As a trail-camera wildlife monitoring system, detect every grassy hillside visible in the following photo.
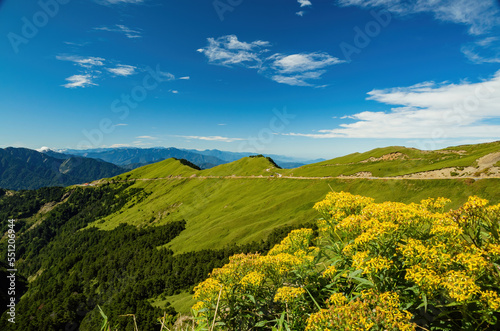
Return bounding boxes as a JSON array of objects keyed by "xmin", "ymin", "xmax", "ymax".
[
  {"xmin": 90, "ymin": 175, "xmax": 500, "ymax": 253},
  {"xmin": 284, "ymin": 141, "xmax": 500, "ymax": 177},
  {"xmin": 198, "ymin": 155, "xmax": 280, "ymax": 176},
  {"xmin": 2, "ymin": 142, "xmax": 500, "ymax": 329}
]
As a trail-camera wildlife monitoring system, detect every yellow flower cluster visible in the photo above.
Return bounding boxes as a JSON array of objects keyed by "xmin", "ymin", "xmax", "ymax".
[
  {"xmin": 327, "ymin": 292, "xmax": 347, "ymax": 306},
  {"xmin": 239, "ymin": 271, "xmax": 265, "ymax": 288},
  {"xmin": 315, "ymin": 192, "xmax": 500, "ymax": 310},
  {"xmin": 273, "ymin": 286, "xmax": 306, "ymax": 304},
  {"xmin": 314, "ymin": 191, "xmax": 374, "ymax": 223},
  {"xmin": 405, "ymin": 265, "xmax": 442, "ymax": 293},
  {"xmin": 192, "ymin": 192, "xmax": 500, "ymax": 329},
  {"xmin": 443, "ymin": 270, "xmax": 480, "ymax": 302},
  {"xmin": 192, "ymin": 228, "xmax": 318, "ymax": 315},
  {"xmin": 420, "ymin": 197, "xmax": 451, "ymax": 212},
  {"xmin": 481, "ymin": 290, "xmax": 500, "ymax": 310},
  {"xmin": 305, "ymin": 290, "xmax": 415, "ymax": 331},
  {"xmin": 352, "ymin": 251, "xmax": 396, "ymax": 275},
  {"xmin": 322, "ymin": 265, "xmax": 337, "ymax": 279}
]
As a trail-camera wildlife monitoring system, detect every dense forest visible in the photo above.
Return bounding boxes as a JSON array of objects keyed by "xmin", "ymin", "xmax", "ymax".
[{"xmin": 0, "ymin": 183, "xmax": 313, "ymax": 330}]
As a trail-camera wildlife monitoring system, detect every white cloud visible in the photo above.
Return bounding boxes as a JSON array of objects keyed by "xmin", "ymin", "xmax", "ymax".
[
  {"xmin": 268, "ymin": 53, "xmax": 344, "ymax": 86},
  {"xmin": 62, "ymin": 74, "xmax": 97, "ymax": 88},
  {"xmin": 136, "ymin": 136, "xmax": 157, "ymax": 140},
  {"xmin": 197, "ymin": 35, "xmax": 271, "ymax": 68},
  {"xmin": 108, "ymin": 143, "xmax": 135, "ymax": 148},
  {"xmin": 56, "ymin": 55, "xmax": 105, "ymax": 68},
  {"xmin": 269, "ymin": 53, "xmax": 344, "ymax": 73},
  {"xmin": 170, "ymin": 90, "xmax": 179, "ymax": 94},
  {"xmin": 285, "ymin": 70, "xmax": 500, "ymax": 139},
  {"xmin": 298, "ymin": 0, "xmax": 311, "ymax": 7},
  {"xmin": 114, "ymin": 123, "xmax": 128, "ymax": 127},
  {"xmin": 94, "ymin": 24, "xmax": 142, "ymax": 39},
  {"xmin": 296, "ymin": 11, "xmax": 305, "ymax": 17},
  {"xmin": 198, "ymin": 35, "xmax": 344, "ymax": 86},
  {"xmin": 271, "ymin": 71, "xmax": 325, "ymax": 87},
  {"xmin": 176, "ymin": 135, "xmax": 245, "ymax": 143},
  {"xmin": 337, "ymin": 0, "xmax": 500, "ymax": 35},
  {"xmin": 107, "ymin": 64, "xmax": 137, "ymax": 76},
  {"xmin": 179, "ymin": 76, "xmax": 190, "ymax": 80},
  {"xmin": 461, "ymin": 36, "xmax": 500, "ymax": 64}
]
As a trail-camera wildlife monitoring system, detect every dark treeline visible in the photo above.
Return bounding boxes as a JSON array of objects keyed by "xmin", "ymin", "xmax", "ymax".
[{"xmin": 0, "ymin": 184, "xmax": 314, "ymax": 330}]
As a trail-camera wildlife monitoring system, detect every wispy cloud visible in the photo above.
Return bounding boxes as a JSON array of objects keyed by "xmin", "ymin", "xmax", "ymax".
[
  {"xmin": 57, "ymin": 54, "xmax": 141, "ymax": 87},
  {"xmin": 285, "ymin": 70, "xmax": 500, "ymax": 139},
  {"xmin": 179, "ymin": 76, "xmax": 190, "ymax": 80},
  {"xmin": 176, "ymin": 135, "xmax": 245, "ymax": 143},
  {"xmin": 56, "ymin": 55, "xmax": 105, "ymax": 68},
  {"xmin": 197, "ymin": 35, "xmax": 271, "ymax": 68},
  {"xmin": 337, "ymin": 0, "xmax": 500, "ymax": 36},
  {"xmin": 62, "ymin": 74, "xmax": 97, "ymax": 88},
  {"xmin": 136, "ymin": 135, "xmax": 157, "ymax": 140},
  {"xmin": 114, "ymin": 123, "xmax": 128, "ymax": 127},
  {"xmin": 94, "ymin": 24, "xmax": 142, "ymax": 39},
  {"xmin": 298, "ymin": 0, "xmax": 311, "ymax": 7},
  {"xmin": 268, "ymin": 53, "xmax": 344, "ymax": 86},
  {"xmin": 107, "ymin": 64, "xmax": 137, "ymax": 76},
  {"xmin": 461, "ymin": 36, "xmax": 500, "ymax": 64},
  {"xmin": 198, "ymin": 35, "xmax": 344, "ymax": 86},
  {"xmin": 296, "ymin": 11, "xmax": 305, "ymax": 17}
]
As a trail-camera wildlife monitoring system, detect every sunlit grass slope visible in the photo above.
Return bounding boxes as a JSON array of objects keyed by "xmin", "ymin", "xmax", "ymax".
[
  {"xmin": 199, "ymin": 156, "xmax": 280, "ymax": 176},
  {"xmin": 284, "ymin": 141, "xmax": 500, "ymax": 177},
  {"xmin": 91, "ymin": 177, "xmax": 500, "ymax": 254}
]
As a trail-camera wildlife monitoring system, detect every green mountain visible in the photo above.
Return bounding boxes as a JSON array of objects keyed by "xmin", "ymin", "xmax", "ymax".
[
  {"xmin": 0, "ymin": 148, "xmax": 127, "ymax": 190},
  {"xmin": 0, "ymin": 142, "xmax": 499, "ymax": 330},
  {"xmin": 284, "ymin": 141, "xmax": 500, "ymax": 177}
]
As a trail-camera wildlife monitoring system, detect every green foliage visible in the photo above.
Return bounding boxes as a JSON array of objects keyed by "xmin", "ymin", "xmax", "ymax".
[
  {"xmin": 0, "ymin": 180, "xmax": 313, "ymax": 330},
  {"xmin": 0, "ymin": 186, "xmax": 65, "ymax": 233},
  {"xmin": 193, "ymin": 192, "xmax": 500, "ymax": 330}
]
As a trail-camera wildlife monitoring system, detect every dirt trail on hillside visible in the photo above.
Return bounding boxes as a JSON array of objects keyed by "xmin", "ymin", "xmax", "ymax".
[
  {"xmin": 396, "ymin": 152, "xmax": 500, "ymax": 179},
  {"xmin": 83, "ymin": 152, "xmax": 500, "ymax": 186}
]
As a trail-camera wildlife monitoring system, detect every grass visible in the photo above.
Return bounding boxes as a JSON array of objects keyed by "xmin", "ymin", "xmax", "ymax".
[
  {"xmin": 86, "ymin": 141, "xmax": 500, "ymax": 253},
  {"xmin": 283, "ymin": 141, "xmax": 500, "ymax": 177},
  {"xmin": 88, "ymin": 175, "xmax": 500, "ymax": 253},
  {"xmin": 151, "ymin": 292, "xmax": 196, "ymax": 315}
]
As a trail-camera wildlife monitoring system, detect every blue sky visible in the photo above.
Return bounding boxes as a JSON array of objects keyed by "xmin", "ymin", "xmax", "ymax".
[{"xmin": 1, "ymin": 0, "xmax": 500, "ymax": 159}]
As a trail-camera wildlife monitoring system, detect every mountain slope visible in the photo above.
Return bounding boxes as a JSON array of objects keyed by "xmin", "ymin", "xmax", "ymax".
[
  {"xmin": 284, "ymin": 141, "xmax": 500, "ymax": 177},
  {"xmin": 2, "ymin": 142, "xmax": 500, "ymax": 330},
  {"xmin": 62, "ymin": 147, "xmax": 226, "ymax": 169},
  {"xmin": 0, "ymin": 147, "xmax": 126, "ymax": 190}
]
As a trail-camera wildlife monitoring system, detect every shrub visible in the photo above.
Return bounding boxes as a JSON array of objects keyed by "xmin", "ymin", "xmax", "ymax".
[{"xmin": 191, "ymin": 192, "xmax": 500, "ymax": 330}]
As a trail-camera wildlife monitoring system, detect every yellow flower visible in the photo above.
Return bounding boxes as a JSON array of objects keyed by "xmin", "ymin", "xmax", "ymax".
[
  {"xmin": 481, "ymin": 290, "xmax": 500, "ymax": 310},
  {"xmin": 273, "ymin": 286, "xmax": 305, "ymax": 304},
  {"xmin": 239, "ymin": 271, "xmax": 264, "ymax": 288},
  {"xmin": 327, "ymin": 292, "xmax": 346, "ymax": 307},
  {"xmin": 443, "ymin": 270, "xmax": 480, "ymax": 302},
  {"xmin": 323, "ymin": 265, "xmax": 337, "ymax": 279}
]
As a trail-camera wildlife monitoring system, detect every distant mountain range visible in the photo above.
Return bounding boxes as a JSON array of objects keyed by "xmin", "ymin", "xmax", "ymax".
[
  {"xmin": 0, "ymin": 146, "xmax": 324, "ymax": 190},
  {"xmin": 0, "ymin": 148, "xmax": 126, "ymax": 190},
  {"xmin": 57, "ymin": 147, "xmax": 324, "ymax": 169}
]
